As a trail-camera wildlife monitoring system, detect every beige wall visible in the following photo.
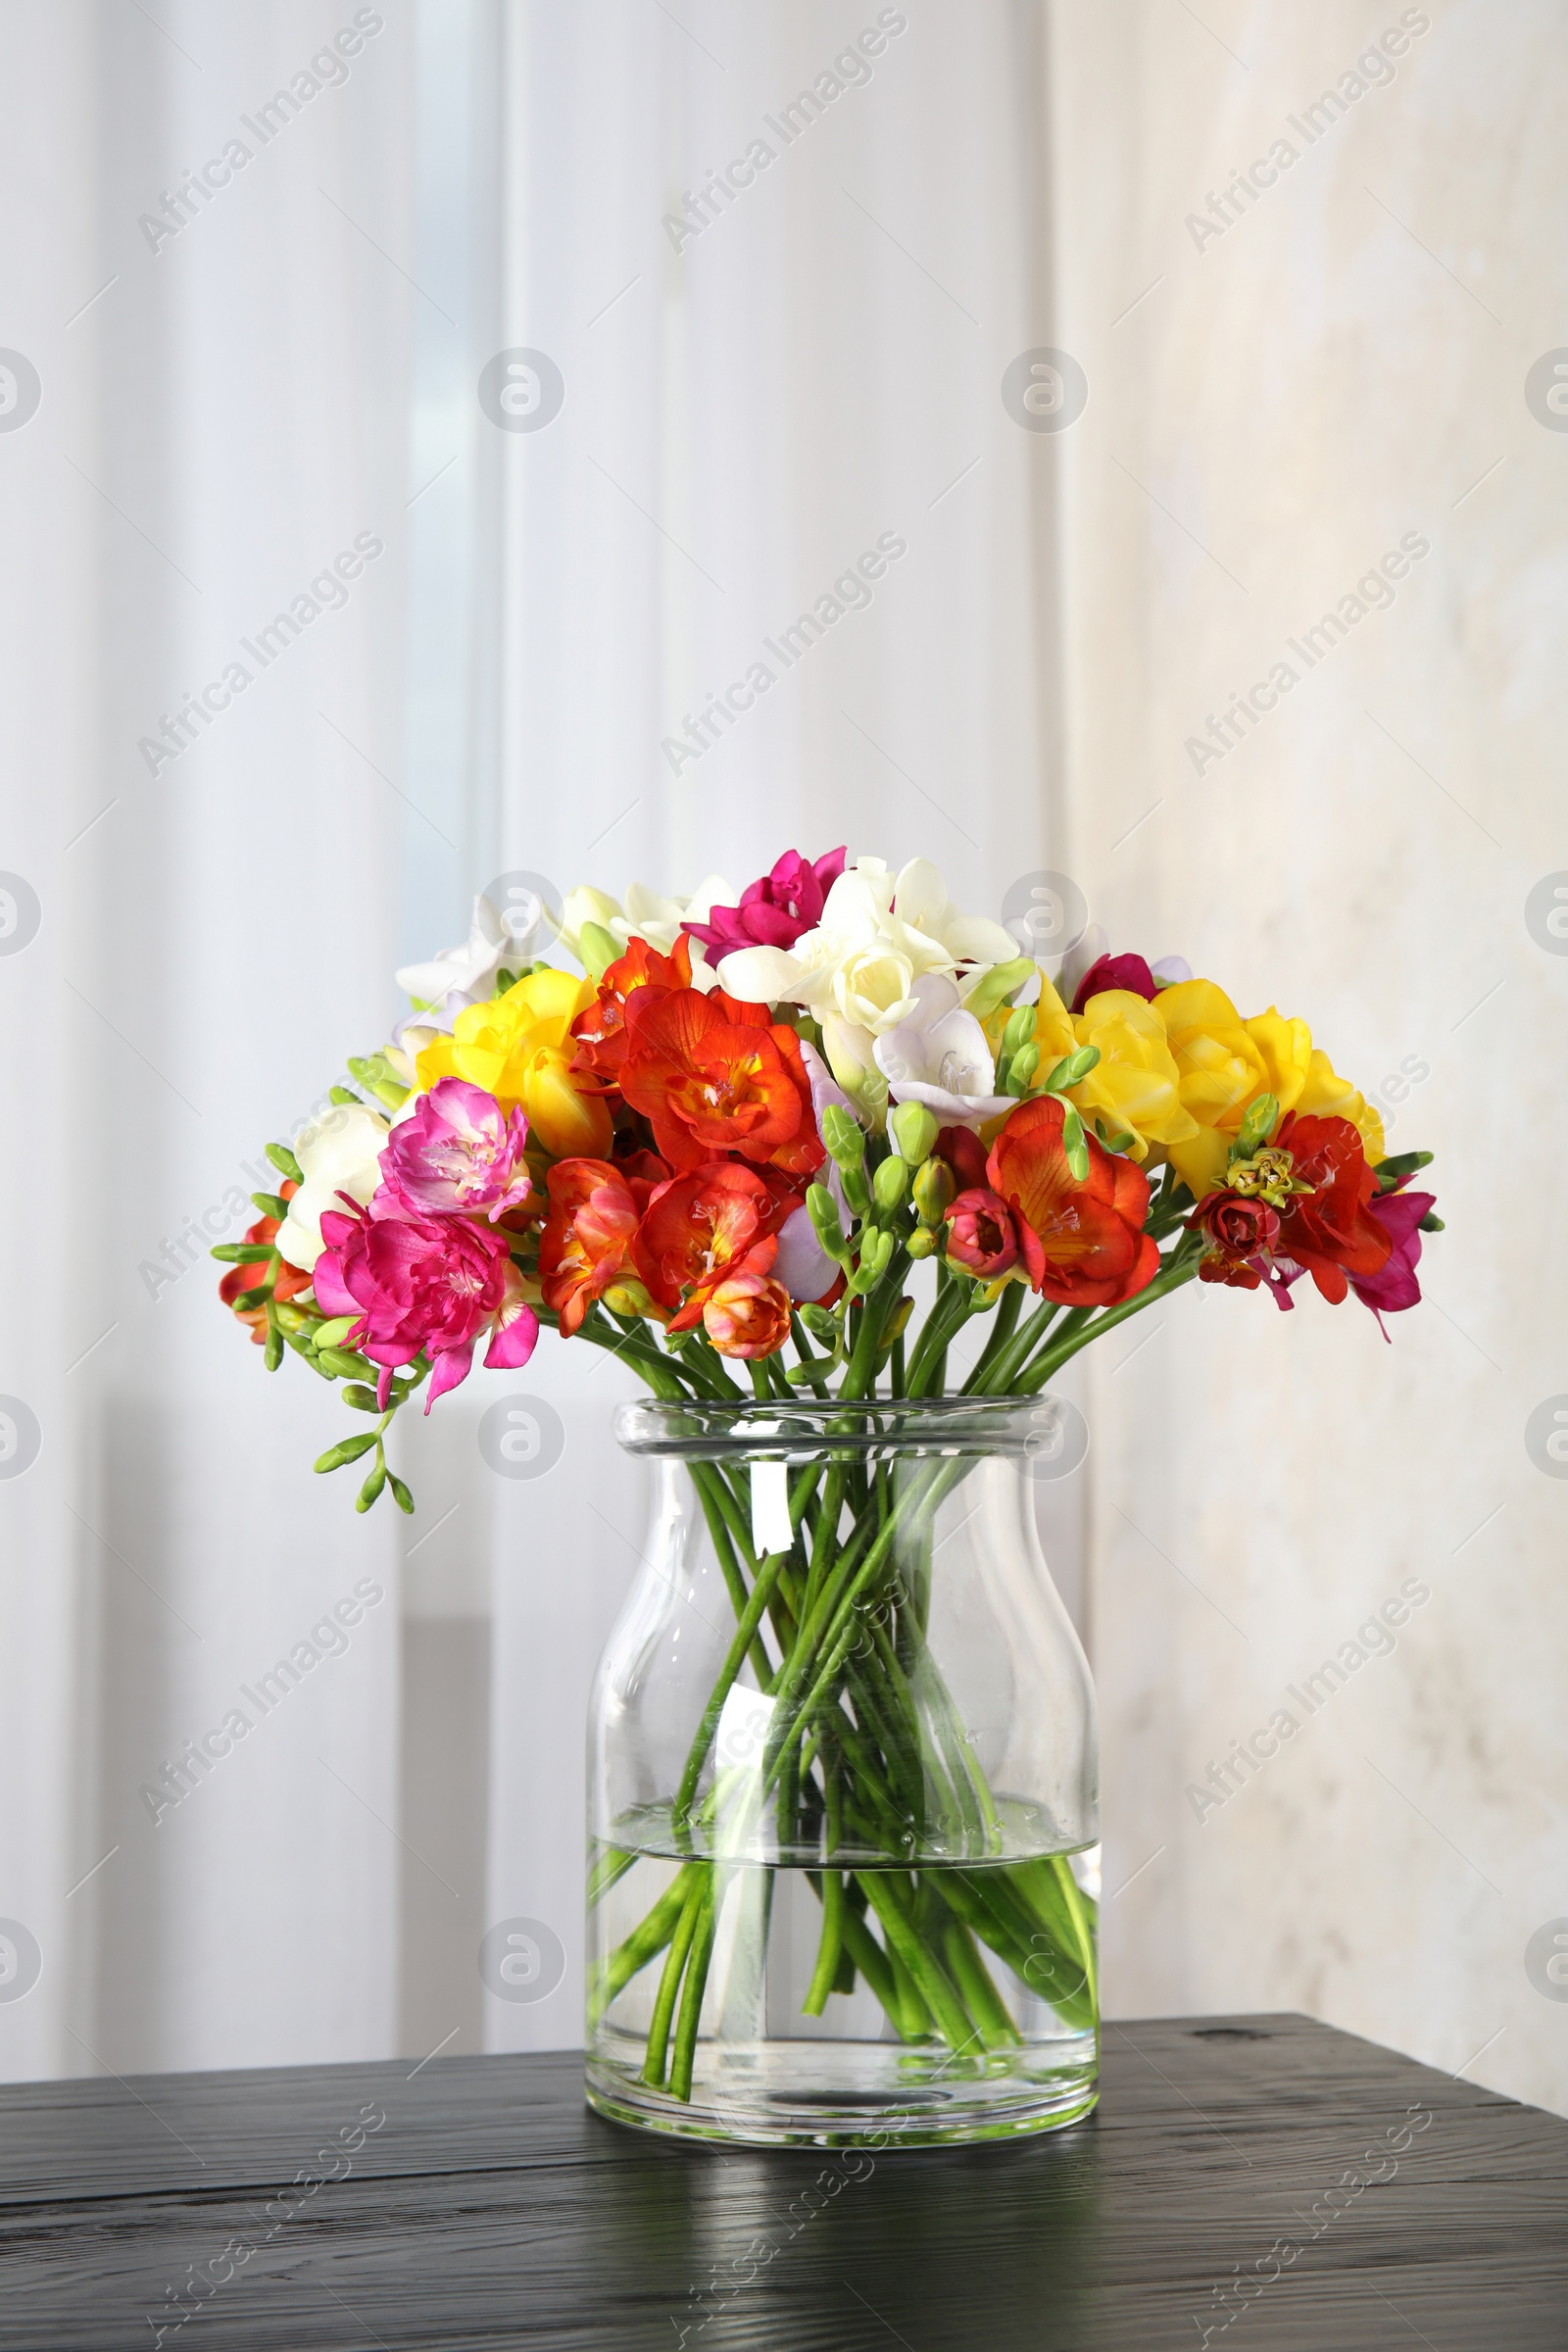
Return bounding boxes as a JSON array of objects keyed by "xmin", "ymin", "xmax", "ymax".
[{"xmin": 1046, "ymin": 0, "xmax": 1568, "ymax": 2111}]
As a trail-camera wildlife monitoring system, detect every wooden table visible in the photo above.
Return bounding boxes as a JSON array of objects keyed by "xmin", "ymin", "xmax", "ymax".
[{"xmin": 2, "ymin": 2013, "xmax": 1563, "ymax": 2348}]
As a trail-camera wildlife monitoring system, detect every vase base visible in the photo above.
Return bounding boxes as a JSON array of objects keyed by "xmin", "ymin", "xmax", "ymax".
[{"xmin": 586, "ymin": 2038, "xmax": 1098, "ymax": 2149}]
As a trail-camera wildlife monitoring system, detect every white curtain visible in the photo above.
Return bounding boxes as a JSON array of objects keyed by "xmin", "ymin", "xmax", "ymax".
[{"xmin": 0, "ymin": 0, "xmax": 1068, "ymax": 2082}]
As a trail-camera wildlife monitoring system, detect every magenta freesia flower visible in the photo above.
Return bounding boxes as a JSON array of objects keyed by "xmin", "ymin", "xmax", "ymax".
[
  {"xmin": 314, "ymin": 1196, "xmax": 538, "ymax": 1409},
  {"xmin": 1351, "ymin": 1186, "xmax": 1436, "ymax": 1336},
  {"xmin": 380, "ymin": 1078, "xmax": 534, "ymax": 1222},
  {"xmin": 684, "ymin": 846, "xmax": 847, "ymax": 958},
  {"xmin": 1069, "ymin": 952, "xmax": 1158, "ymax": 1013}
]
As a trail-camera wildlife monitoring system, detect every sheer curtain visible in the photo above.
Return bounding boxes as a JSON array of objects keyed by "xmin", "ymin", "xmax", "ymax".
[{"xmin": 0, "ymin": 0, "xmax": 1068, "ymax": 2082}]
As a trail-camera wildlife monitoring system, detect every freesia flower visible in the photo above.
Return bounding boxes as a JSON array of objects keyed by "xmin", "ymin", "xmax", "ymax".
[
  {"xmin": 1352, "ymin": 1184, "xmax": 1436, "ymax": 1332},
  {"xmin": 539, "ymin": 1159, "xmax": 649, "ymax": 1335},
  {"xmin": 944, "ymin": 1188, "xmax": 1020, "ymax": 1279},
  {"xmin": 219, "ymin": 1186, "xmax": 315, "ymax": 1340},
  {"xmin": 416, "ymin": 967, "xmax": 612, "ymax": 1160},
  {"xmin": 380, "ymin": 1078, "xmax": 534, "ymax": 1223},
  {"xmin": 396, "ymin": 894, "xmax": 527, "ymax": 1015},
  {"xmin": 275, "ymin": 1103, "xmax": 391, "ymax": 1272},
  {"xmin": 1068, "ymin": 952, "xmax": 1157, "ymax": 1012},
  {"xmin": 1152, "ymin": 981, "xmax": 1387, "ymax": 1198},
  {"xmin": 701, "ymin": 1266, "xmax": 793, "ymax": 1358},
  {"xmin": 715, "ymin": 858, "xmax": 1018, "ymax": 1104},
  {"xmin": 619, "ymin": 987, "xmax": 822, "ymax": 1177},
  {"xmin": 1269, "ymin": 1113, "xmax": 1391, "ymax": 1303},
  {"xmin": 569, "ymin": 934, "xmax": 695, "ymax": 1087},
  {"xmin": 684, "ymin": 846, "xmax": 846, "ymax": 958},
  {"xmin": 986, "ymin": 1095, "xmax": 1159, "ymax": 1307},
  {"xmin": 1189, "ymin": 1192, "xmax": 1283, "ymax": 1290},
  {"xmin": 631, "ymin": 1162, "xmax": 794, "ymax": 1332},
  {"xmin": 559, "ymin": 875, "xmax": 737, "ymax": 985},
  {"xmin": 313, "ymin": 1197, "xmax": 538, "ymax": 1407},
  {"xmin": 872, "ymin": 974, "xmax": 1012, "ymax": 1131}
]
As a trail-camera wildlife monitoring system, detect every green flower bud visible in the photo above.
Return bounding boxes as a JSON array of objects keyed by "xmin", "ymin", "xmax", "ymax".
[
  {"xmin": 906, "ymin": 1226, "xmax": 939, "ymax": 1259},
  {"xmin": 263, "ymin": 1325, "xmax": 283, "ymax": 1372},
  {"xmin": 872, "ymin": 1155, "xmax": 908, "ymax": 1211},
  {"xmin": 1042, "ymin": 1043, "xmax": 1101, "ymax": 1094},
  {"xmin": 911, "ymin": 1157, "xmax": 956, "ymax": 1226},
  {"xmin": 355, "ymin": 1458, "xmax": 387, "ymax": 1513},
  {"xmin": 889, "ymin": 1101, "xmax": 940, "ymax": 1164},
  {"xmin": 1001, "ymin": 1004, "xmax": 1036, "ymax": 1057},
  {"xmin": 265, "ymin": 1141, "xmax": 303, "ymax": 1184},
  {"xmin": 1231, "ymin": 1092, "xmax": 1280, "ymax": 1157},
  {"xmin": 799, "ymin": 1303, "xmax": 838, "ymax": 1343},
  {"xmin": 388, "ymin": 1473, "xmax": 416, "ymax": 1515},
  {"xmin": 328, "ymin": 1086, "xmax": 361, "ymax": 1107},
  {"xmin": 1004, "ymin": 1041, "xmax": 1040, "ymax": 1098},
  {"xmin": 964, "ymin": 957, "xmax": 1036, "ymax": 1019},
  {"xmin": 211, "ymin": 1241, "xmax": 273, "ymax": 1265},
  {"xmin": 250, "ymin": 1190, "xmax": 289, "ymax": 1221},
  {"xmin": 819, "ymin": 1103, "xmax": 865, "ymax": 1169},
  {"xmin": 1058, "ymin": 1102, "xmax": 1090, "ymax": 1183},
  {"xmin": 347, "ymin": 1054, "xmax": 412, "ymax": 1112},
  {"xmin": 314, "ymin": 1432, "xmax": 379, "ymax": 1474},
  {"xmin": 318, "ymin": 1347, "xmax": 373, "ymax": 1381},
  {"xmin": 807, "ymin": 1183, "xmax": 848, "ymax": 1258},
  {"xmin": 578, "ymin": 921, "xmax": 619, "ymax": 982},
  {"xmin": 341, "ymin": 1384, "xmax": 382, "ymax": 1412},
  {"xmin": 313, "ymin": 1316, "xmax": 360, "ymax": 1349},
  {"xmin": 1418, "ymin": 1211, "xmax": 1445, "ymax": 1232}
]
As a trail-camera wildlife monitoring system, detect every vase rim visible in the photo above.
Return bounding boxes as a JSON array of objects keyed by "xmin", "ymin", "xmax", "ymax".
[{"xmin": 612, "ymin": 1393, "xmax": 1074, "ymax": 1460}]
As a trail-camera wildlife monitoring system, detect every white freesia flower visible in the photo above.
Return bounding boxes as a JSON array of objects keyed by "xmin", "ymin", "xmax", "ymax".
[
  {"xmin": 717, "ymin": 858, "xmax": 1017, "ymax": 1108},
  {"xmin": 275, "ymin": 1103, "xmax": 390, "ymax": 1272},
  {"xmin": 395, "ymin": 895, "xmax": 520, "ymax": 1013},
  {"xmin": 872, "ymin": 974, "xmax": 1012, "ymax": 1132}
]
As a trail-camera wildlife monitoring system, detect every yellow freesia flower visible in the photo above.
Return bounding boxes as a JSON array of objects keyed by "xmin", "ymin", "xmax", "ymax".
[
  {"xmin": 416, "ymin": 967, "xmax": 612, "ymax": 1159},
  {"xmin": 1153, "ymin": 980, "xmax": 1383, "ymax": 1195},
  {"xmin": 1066, "ymin": 989, "xmax": 1200, "ymax": 1163}
]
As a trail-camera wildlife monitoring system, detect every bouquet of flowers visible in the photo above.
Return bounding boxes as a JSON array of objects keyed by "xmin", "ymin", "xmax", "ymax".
[
  {"xmin": 218, "ymin": 848, "xmax": 1440, "ymax": 2118},
  {"xmin": 219, "ymin": 846, "xmax": 1438, "ymax": 1499}
]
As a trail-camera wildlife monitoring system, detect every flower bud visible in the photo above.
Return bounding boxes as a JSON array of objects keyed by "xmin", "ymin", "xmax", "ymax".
[
  {"xmin": 251, "ymin": 1191, "xmax": 289, "ymax": 1222},
  {"xmin": 808, "ymin": 1183, "xmax": 848, "ymax": 1257},
  {"xmin": 356, "ymin": 1459, "xmax": 387, "ymax": 1513},
  {"xmin": 603, "ymin": 1278, "xmax": 665, "ymax": 1322},
  {"xmin": 889, "ymin": 1102, "xmax": 940, "ymax": 1164},
  {"xmin": 872, "ymin": 1155, "xmax": 908, "ymax": 1211},
  {"xmin": 314, "ymin": 1432, "xmax": 379, "ymax": 1474},
  {"xmin": 1058, "ymin": 1102, "xmax": 1090, "ymax": 1183},
  {"xmin": 1001, "ymin": 1004, "xmax": 1036, "ymax": 1058},
  {"xmin": 857, "ymin": 1228, "xmax": 895, "ymax": 1286},
  {"xmin": 1231, "ymin": 1092, "xmax": 1280, "ymax": 1158},
  {"xmin": 266, "ymin": 1141, "xmax": 303, "ymax": 1184},
  {"xmin": 577, "ymin": 920, "xmax": 619, "ymax": 982},
  {"xmin": 1042, "ymin": 1043, "xmax": 1101, "ymax": 1094},
  {"xmin": 819, "ymin": 1103, "xmax": 865, "ymax": 1169},
  {"xmin": 911, "ymin": 1157, "xmax": 956, "ymax": 1227},
  {"xmin": 906, "ymin": 1226, "xmax": 938, "ymax": 1259},
  {"xmin": 1004, "ymin": 1042, "xmax": 1040, "ymax": 1098},
  {"xmin": 964, "ymin": 957, "xmax": 1035, "ymax": 1019},
  {"xmin": 799, "ymin": 1303, "xmax": 838, "ymax": 1343}
]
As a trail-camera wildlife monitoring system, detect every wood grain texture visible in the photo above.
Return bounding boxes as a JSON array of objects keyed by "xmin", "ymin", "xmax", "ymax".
[{"xmin": 1, "ymin": 2014, "xmax": 1563, "ymax": 2349}]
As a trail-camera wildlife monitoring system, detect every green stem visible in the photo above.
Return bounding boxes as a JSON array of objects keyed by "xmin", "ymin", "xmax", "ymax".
[
  {"xmin": 641, "ymin": 1869, "xmax": 708, "ymax": 2086},
  {"xmin": 668, "ymin": 1878, "xmax": 716, "ymax": 2101}
]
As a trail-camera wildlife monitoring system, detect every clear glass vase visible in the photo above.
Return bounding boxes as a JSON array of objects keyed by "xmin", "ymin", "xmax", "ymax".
[{"xmin": 585, "ymin": 1397, "xmax": 1100, "ymax": 2148}]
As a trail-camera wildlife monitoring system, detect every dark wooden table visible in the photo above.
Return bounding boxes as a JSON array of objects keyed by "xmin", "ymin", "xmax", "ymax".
[{"xmin": 2, "ymin": 2013, "xmax": 1563, "ymax": 2349}]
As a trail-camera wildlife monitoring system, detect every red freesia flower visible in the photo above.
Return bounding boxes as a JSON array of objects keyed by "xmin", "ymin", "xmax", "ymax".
[
  {"xmin": 220, "ymin": 1182, "xmax": 314, "ymax": 1343},
  {"xmin": 619, "ymin": 987, "xmax": 823, "ymax": 1177},
  {"xmin": 1189, "ymin": 1192, "xmax": 1282, "ymax": 1292},
  {"xmin": 945, "ymin": 1188, "xmax": 1019, "ymax": 1279},
  {"xmin": 933, "ymin": 1124, "xmax": 989, "ymax": 1193},
  {"xmin": 701, "ymin": 1267, "xmax": 794, "ymax": 1358},
  {"xmin": 570, "ymin": 934, "xmax": 693, "ymax": 1087},
  {"xmin": 314, "ymin": 1197, "xmax": 537, "ymax": 1408},
  {"xmin": 1069, "ymin": 952, "xmax": 1157, "ymax": 1014},
  {"xmin": 632, "ymin": 1161, "xmax": 796, "ymax": 1333},
  {"xmin": 1271, "ymin": 1113, "xmax": 1391, "ymax": 1303},
  {"xmin": 986, "ymin": 1095, "xmax": 1158, "ymax": 1307},
  {"xmin": 539, "ymin": 1156, "xmax": 666, "ymax": 1335},
  {"xmin": 684, "ymin": 846, "xmax": 846, "ymax": 958}
]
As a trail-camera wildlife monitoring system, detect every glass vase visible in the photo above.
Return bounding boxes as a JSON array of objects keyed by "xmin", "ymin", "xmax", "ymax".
[{"xmin": 585, "ymin": 1397, "xmax": 1099, "ymax": 2148}]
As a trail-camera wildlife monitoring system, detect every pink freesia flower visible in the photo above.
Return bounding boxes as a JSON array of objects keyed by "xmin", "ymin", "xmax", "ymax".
[
  {"xmin": 314, "ymin": 1196, "xmax": 538, "ymax": 1410},
  {"xmin": 1351, "ymin": 1186, "xmax": 1436, "ymax": 1337},
  {"xmin": 945, "ymin": 1188, "xmax": 1020, "ymax": 1279},
  {"xmin": 683, "ymin": 846, "xmax": 847, "ymax": 958},
  {"xmin": 380, "ymin": 1078, "xmax": 534, "ymax": 1222}
]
